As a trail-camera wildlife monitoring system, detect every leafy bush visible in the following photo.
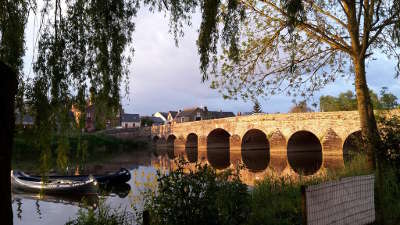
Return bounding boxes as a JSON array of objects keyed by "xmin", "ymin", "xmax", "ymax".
[
  {"xmin": 140, "ymin": 158, "xmax": 250, "ymax": 225},
  {"xmin": 380, "ymin": 166, "xmax": 400, "ymax": 225},
  {"xmin": 66, "ymin": 202, "xmax": 133, "ymax": 225},
  {"xmin": 248, "ymin": 176, "xmax": 303, "ymax": 225},
  {"xmin": 377, "ymin": 114, "xmax": 400, "ymax": 174},
  {"xmin": 376, "ymin": 114, "xmax": 400, "ymax": 224},
  {"xmin": 248, "ymin": 155, "xmax": 372, "ymax": 225}
]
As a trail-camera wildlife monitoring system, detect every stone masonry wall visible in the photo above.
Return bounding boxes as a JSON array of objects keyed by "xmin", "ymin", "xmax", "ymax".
[{"xmin": 151, "ymin": 109, "xmax": 400, "ymax": 174}]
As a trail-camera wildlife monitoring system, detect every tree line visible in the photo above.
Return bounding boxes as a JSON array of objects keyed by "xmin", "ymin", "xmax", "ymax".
[
  {"xmin": 320, "ymin": 87, "xmax": 399, "ymax": 112},
  {"xmin": 288, "ymin": 87, "xmax": 399, "ymax": 113}
]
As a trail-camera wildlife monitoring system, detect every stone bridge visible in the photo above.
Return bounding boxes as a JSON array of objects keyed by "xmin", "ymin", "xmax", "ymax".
[{"xmin": 150, "ymin": 110, "xmax": 399, "ymax": 176}]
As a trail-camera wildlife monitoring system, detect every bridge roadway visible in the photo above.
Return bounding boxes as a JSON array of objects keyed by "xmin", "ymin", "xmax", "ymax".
[{"xmin": 151, "ymin": 110, "xmax": 399, "ymax": 176}]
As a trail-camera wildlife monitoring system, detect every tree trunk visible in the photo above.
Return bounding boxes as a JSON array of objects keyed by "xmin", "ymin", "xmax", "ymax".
[
  {"xmin": 353, "ymin": 56, "xmax": 382, "ymax": 167},
  {"xmin": 0, "ymin": 60, "xmax": 17, "ymax": 225},
  {"xmin": 353, "ymin": 56, "xmax": 385, "ymax": 224}
]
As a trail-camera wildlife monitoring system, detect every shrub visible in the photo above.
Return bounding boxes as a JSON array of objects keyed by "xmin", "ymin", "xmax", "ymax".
[
  {"xmin": 376, "ymin": 114, "xmax": 400, "ymax": 174},
  {"xmin": 66, "ymin": 202, "xmax": 133, "ymax": 225},
  {"xmin": 248, "ymin": 176, "xmax": 303, "ymax": 225},
  {"xmin": 380, "ymin": 166, "xmax": 400, "ymax": 225},
  {"xmin": 248, "ymin": 155, "xmax": 373, "ymax": 225},
  {"xmin": 139, "ymin": 158, "xmax": 250, "ymax": 225}
]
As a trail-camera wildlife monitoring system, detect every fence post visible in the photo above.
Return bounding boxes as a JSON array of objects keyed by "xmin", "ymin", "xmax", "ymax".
[
  {"xmin": 301, "ymin": 185, "xmax": 307, "ymax": 225},
  {"xmin": 143, "ymin": 210, "xmax": 150, "ymax": 225}
]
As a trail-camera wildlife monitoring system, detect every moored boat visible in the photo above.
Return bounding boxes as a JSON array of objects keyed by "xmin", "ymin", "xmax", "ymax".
[
  {"xmin": 15, "ymin": 168, "xmax": 131, "ymax": 185},
  {"xmin": 11, "ymin": 170, "xmax": 98, "ymax": 195}
]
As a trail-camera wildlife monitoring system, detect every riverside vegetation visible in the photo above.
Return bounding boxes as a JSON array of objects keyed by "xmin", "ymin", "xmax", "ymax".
[
  {"xmin": 13, "ymin": 129, "xmax": 147, "ymax": 173},
  {"xmin": 66, "ymin": 115, "xmax": 400, "ymax": 225}
]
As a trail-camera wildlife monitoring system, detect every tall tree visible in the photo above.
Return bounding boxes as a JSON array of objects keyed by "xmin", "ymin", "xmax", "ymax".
[
  {"xmin": 1, "ymin": 1, "xmax": 31, "ymax": 224},
  {"xmin": 0, "ymin": 62, "xmax": 17, "ymax": 225},
  {"xmin": 252, "ymin": 100, "xmax": 262, "ymax": 113},
  {"xmin": 380, "ymin": 87, "xmax": 398, "ymax": 109},
  {"xmin": 1, "ymin": 0, "xmax": 199, "ymax": 223},
  {"xmin": 320, "ymin": 89, "xmax": 398, "ymax": 111},
  {"xmin": 289, "ymin": 100, "xmax": 312, "ymax": 113},
  {"xmin": 196, "ymin": 0, "xmax": 400, "ymax": 170}
]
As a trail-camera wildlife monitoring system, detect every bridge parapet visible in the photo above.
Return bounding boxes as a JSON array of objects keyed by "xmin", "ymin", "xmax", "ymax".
[{"xmin": 151, "ymin": 109, "xmax": 400, "ymax": 175}]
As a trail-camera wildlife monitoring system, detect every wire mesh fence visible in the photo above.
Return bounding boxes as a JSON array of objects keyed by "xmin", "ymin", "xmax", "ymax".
[{"xmin": 302, "ymin": 174, "xmax": 375, "ymax": 225}]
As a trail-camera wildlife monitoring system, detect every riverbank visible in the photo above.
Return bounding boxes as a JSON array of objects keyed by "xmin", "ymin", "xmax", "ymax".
[
  {"xmin": 12, "ymin": 130, "xmax": 150, "ymax": 173},
  {"xmin": 66, "ymin": 154, "xmax": 400, "ymax": 225}
]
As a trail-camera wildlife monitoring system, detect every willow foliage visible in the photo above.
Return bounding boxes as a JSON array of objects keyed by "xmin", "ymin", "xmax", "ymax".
[{"xmin": 197, "ymin": 0, "xmax": 400, "ymax": 100}]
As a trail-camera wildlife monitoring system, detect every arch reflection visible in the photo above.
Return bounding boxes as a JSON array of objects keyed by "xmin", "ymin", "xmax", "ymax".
[
  {"xmin": 207, "ymin": 129, "xmax": 230, "ymax": 169},
  {"xmin": 287, "ymin": 131, "xmax": 322, "ymax": 175},
  {"xmin": 241, "ymin": 129, "xmax": 270, "ymax": 171}
]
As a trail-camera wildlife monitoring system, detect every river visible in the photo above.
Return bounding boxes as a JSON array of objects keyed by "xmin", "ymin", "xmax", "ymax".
[{"xmin": 11, "ymin": 147, "xmax": 320, "ymax": 225}]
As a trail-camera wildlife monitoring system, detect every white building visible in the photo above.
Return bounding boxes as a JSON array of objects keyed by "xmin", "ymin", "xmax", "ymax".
[{"xmin": 121, "ymin": 113, "xmax": 140, "ymax": 128}]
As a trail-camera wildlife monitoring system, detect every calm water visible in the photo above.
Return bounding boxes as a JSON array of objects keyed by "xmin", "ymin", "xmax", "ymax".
[
  {"xmin": 12, "ymin": 147, "xmax": 324, "ymax": 225},
  {"xmin": 12, "ymin": 150, "xmax": 158, "ymax": 225}
]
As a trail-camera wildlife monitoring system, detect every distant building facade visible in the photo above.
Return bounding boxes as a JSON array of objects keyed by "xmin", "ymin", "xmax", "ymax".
[
  {"xmin": 153, "ymin": 111, "xmax": 177, "ymax": 124},
  {"xmin": 141, "ymin": 116, "xmax": 164, "ymax": 126},
  {"xmin": 121, "ymin": 113, "xmax": 140, "ymax": 128},
  {"xmin": 167, "ymin": 111, "xmax": 178, "ymax": 124},
  {"xmin": 153, "ymin": 112, "xmax": 168, "ymax": 123},
  {"xmin": 15, "ymin": 113, "xmax": 34, "ymax": 128},
  {"xmin": 174, "ymin": 107, "xmax": 234, "ymax": 123},
  {"xmin": 85, "ymin": 104, "xmax": 96, "ymax": 132}
]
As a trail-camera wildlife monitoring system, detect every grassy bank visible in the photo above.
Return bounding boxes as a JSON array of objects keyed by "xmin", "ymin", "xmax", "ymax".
[
  {"xmin": 12, "ymin": 130, "xmax": 148, "ymax": 173},
  {"xmin": 66, "ymin": 154, "xmax": 400, "ymax": 225}
]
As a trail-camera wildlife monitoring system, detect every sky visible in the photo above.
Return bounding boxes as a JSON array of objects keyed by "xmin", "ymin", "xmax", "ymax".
[{"xmin": 23, "ymin": 8, "xmax": 400, "ymax": 116}]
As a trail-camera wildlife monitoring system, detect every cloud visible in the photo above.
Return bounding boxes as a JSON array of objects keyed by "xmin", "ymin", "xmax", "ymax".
[{"xmin": 22, "ymin": 7, "xmax": 400, "ymax": 116}]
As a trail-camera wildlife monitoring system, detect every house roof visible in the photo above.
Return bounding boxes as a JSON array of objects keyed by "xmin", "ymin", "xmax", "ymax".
[
  {"xmin": 168, "ymin": 111, "xmax": 178, "ymax": 118},
  {"xmin": 153, "ymin": 112, "xmax": 168, "ymax": 120},
  {"xmin": 15, "ymin": 113, "xmax": 34, "ymax": 124},
  {"xmin": 208, "ymin": 111, "xmax": 235, "ymax": 118},
  {"xmin": 175, "ymin": 108, "xmax": 201, "ymax": 117},
  {"xmin": 149, "ymin": 116, "xmax": 164, "ymax": 124},
  {"xmin": 121, "ymin": 113, "xmax": 140, "ymax": 122},
  {"xmin": 160, "ymin": 112, "xmax": 168, "ymax": 119}
]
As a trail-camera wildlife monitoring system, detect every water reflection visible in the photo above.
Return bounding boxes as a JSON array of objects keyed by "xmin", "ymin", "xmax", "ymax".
[
  {"xmin": 35, "ymin": 200, "xmax": 41, "ymax": 219},
  {"xmin": 166, "ymin": 135, "xmax": 176, "ymax": 159},
  {"xmin": 12, "ymin": 151, "xmax": 155, "ymax": 225},
  {"xmin": 185, "ymin": 133, "xmax": 198, "ymax": 163},
  {"xmin": 241, "ymin": 129, "xmax": 270, "ymax": 172},
  {"xmin": 100, "ymin": 183, "xmax": 131, "ymax": 198},
  {"xmin": 16, "ymin": 199, "xmax": 22, "ymax": 220},
  {"xmin": 12, "ymin": 141, "xmax": 334, "ymax": 225},
  {"xmin": 287, "ymin": 131, "xmax": 322, "ymax": 175},
  {"xmin": 207, "ymin": 129, "xmax": 230, "ymax": 169}
]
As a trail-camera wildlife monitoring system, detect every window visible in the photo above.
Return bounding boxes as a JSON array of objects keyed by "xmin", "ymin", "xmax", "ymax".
[{"xmin": 195, "ymin": 112, "xmax": 201, "ymax": 121}]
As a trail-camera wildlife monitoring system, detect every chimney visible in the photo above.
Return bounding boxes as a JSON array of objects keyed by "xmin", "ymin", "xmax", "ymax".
[{"xmin": 203, "ymin": 106, "xmax": 208, "ymax": 112}]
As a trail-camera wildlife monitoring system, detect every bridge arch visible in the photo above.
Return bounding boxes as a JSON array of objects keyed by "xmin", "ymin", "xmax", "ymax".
[
  {"xmin": 156, "ymin": 137, "xmax": 167, "ymax": 154},
  {"xmin": 207, "ymin": 128, "xmax": 230, "ymax": 169},
  {"xmin": 241, "ymin": 129, "xmax": 270, "ymax": 171},
  {"xmin": 166, "ymin": 134, "xmax": 176, "ymax": 159},
  {"xmin": 152, "ymin": 136, "xmax": 160, "ymax": 143},
  {"xmin": 321, "ymin": 129, "xmax": 343, "ymax": 170},
  {"xmin": 185, "ymin": 133, "xmax": 198, "ymax": 163},
  {"xmin": 343, "ymin": 130, "xmax": 363, "ymax": 164},
  {"xmin": 287, "ymin": 130, "xmax": 322, "ymax": 175},
  {"xmin": 269, "ymin": 130, "xmax": 287, "ymax": 172}
]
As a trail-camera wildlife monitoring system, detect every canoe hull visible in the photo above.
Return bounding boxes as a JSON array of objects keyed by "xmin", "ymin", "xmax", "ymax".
[
  {"xmin": 20, "ymin": 168, "xmax": 131, "ymax": 185},
  {"xmin": 11, "ymin": 171, "xmax": 98, "ymax": 195}
]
